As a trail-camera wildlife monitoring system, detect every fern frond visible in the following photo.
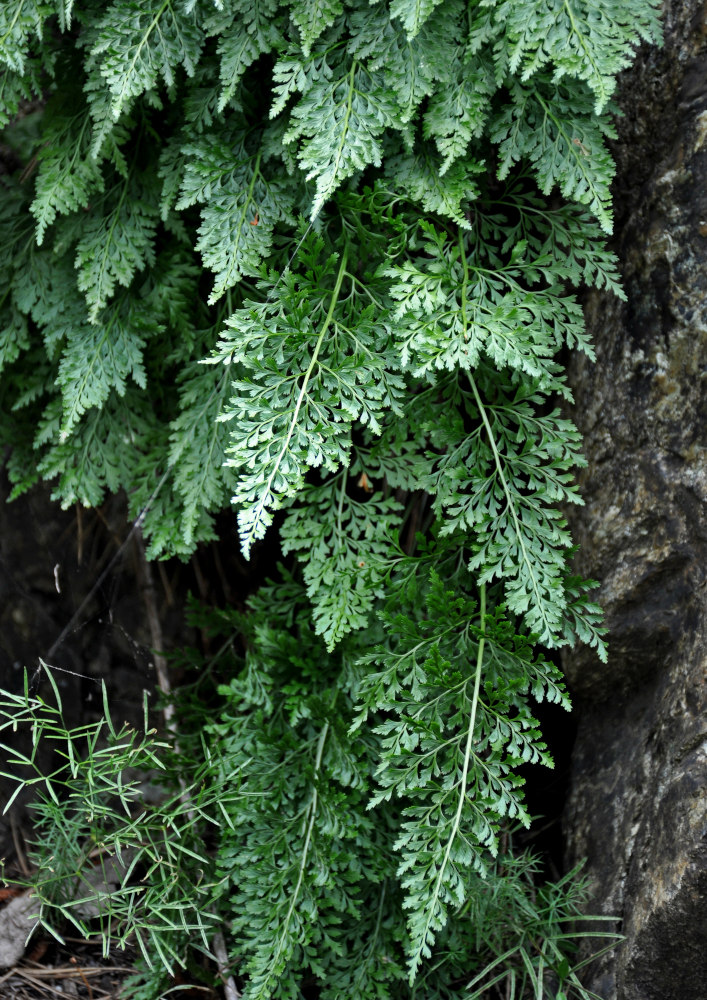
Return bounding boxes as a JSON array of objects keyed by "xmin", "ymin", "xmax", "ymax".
[
  {"xmin": 88, "ymin": 0, "xmax": 204, "ymax": 126},
  {"xmin": 283, "ymin": 58, "xmax": 399, "ymax": 218},
  {"xmin": 481, "ymin": 0, "xmax": 662, "ymax": 112},
  {"xmin": 75, "ymin": 165, "xmax": 159, "ymax": 321},
  {"xmin": 177, "ymin": 131, "xmax": 297, "ymax": 301},
  {"xmin": 281, "ymin": 473, "xmax": 403, "ymax": 648},
  {"xmin": 168, "ymin": 359, "xmax": 237, "ymax": 549},
  {"xmin": 0, "ymin": 0, "xmax": 52, "ymax": 75},
  {"xmin": 214, "ymin": 240, "xmax": 404, "ymax": 556},
  {"xmin": 491, "ymin": 77, "xmax": 617, "ymax": 231},
  {"xmin": 56, "ymin": 295, "xmax": 156, "ymax": 433},
  {"xmin": 203, "ymin": 0, "xmax": 284, "ymax": 111}
]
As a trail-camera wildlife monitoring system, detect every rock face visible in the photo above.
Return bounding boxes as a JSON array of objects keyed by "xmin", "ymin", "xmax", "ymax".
[{"xmin": 563, "ymin": 3, "xmax": 707, "ymax": 998}]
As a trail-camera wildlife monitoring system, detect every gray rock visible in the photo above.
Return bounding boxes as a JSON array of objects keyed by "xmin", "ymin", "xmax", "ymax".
[
  {"xmin": 563, "ymin": 2, "xmax": 707, "ymax": 998},
  {"xmin": 0, "ymin": 892, "xmax": 38, "ymax": 967}
]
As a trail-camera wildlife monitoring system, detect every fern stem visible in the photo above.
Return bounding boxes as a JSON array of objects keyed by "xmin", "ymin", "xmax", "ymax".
[
  {"xmin": 266, "ymin": 714, "xmax": 331, "ymax": 990},
  {"xmin": 409, "ymin": 584, "xmax": 487, "ymax": 982},
  {"xmin": 242, "ymin": 247, "xmax": 349, "ymax": 555},
  {"xmin": 458, "ymin": 235, "xmax": 551, "ymax": 631},
  {"xmin": 466, "ymin": 372, "xmax": 554, "ymax": 638}
]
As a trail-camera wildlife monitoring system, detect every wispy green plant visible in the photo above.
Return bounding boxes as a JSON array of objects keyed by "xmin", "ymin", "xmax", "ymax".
[{"xmin": 0, "ymin": 665, "xmax": 222, "ymax": 973}]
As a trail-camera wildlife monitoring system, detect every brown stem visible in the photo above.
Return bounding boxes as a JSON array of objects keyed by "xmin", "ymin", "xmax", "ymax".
[
  {"xmin": 134, "ymin": 529, "xmax": 173, "ymax": 730},
  {"xmin": 213, "ymin": 930, "xmax": 241, "ymax": 1000},
  {"xmin": 133, "ymin": 532, "xmax": 241, "ymax": 1000},
  {"xmin": 403, "ymin": 491, "xmax": 429, "ymax": 556}
]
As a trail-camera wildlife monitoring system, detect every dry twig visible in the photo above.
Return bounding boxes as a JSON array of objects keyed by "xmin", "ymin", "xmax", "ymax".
[{"xmin": 134, "ymin": 530, "xmax": 241, "ymax": 1000}]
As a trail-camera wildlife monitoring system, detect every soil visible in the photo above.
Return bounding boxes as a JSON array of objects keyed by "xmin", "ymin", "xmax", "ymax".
[{"xmin": 0, "ymin": 472, "xmax": 248, "ymax": 998}]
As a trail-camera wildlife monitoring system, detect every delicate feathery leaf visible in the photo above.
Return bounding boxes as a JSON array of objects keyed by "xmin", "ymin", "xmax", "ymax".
[
  {"xmin": 11, "ymin": 245, "xmax": 80, "ymax": 359},
  {"xmin": 389, "ymin": 0, "xmax": 446, "ymax": 38},
  {"xmin": 202, "ymin": 0, "xmax": 284, "ymax": 111},
  {"xmin": 423, "ymin": 46, "xmax": 497, "ymax": 173},
  {"xmin": 212, "ymin": 656, "xmax": 376, "ymax": 1000},
  {"xmin": 289, "ymin": 0, "xmax": 344, "ymax": 57},
  {"xmin": 270, "ymin": 44, "xmax": 337, "ymax": 119},
  {"xmin": 167, "ymin": 359, "xmax": 238, "ymax": 549},
  {"xmin": 490, "ymin": 77, "xmax": 617, "ymax": 231},
  {"xmin": 177, "ymin": 129, "xmax": 298, "ymax": 301},
  {"xmin": 56, "ymin": 295, "xmax": 159, "ymax": 434},
  {"xmin": 482, "ymin": 183, "xmax": 625, "ymax": 305},
  {"xmin": 354, "ymin": 573, "xmax": 563, "ymax": 976},
  {"xmin": 562, "ymin": 574, "xmax": 609, "ymax": 661},
  {"xmin": 29, "ymin": 100, "xmax": 110, "ymax": 244},
  {"xmin": 35, "ymin": 387, "xmax": 160, "ymax": 509},
  {"xmin": 384, "ymin": 148, "xmax": 483, "ymax": 229},
  {"xmin": 348, "ymin": 0, "xmax": 460, "ymax": 124},
  {"xmin": 384, "ymin": 220, "xmax": 582, "ymax": 390},
  {"xmin": 75, "ymin": 165, "xmax": 160, "ymax": 321},
  {"xmin": 0, "ymin": 185, "xmax": 34, "ymax": 367},
  {"xmin": 280, "ymin": 473, "xmax": 404, "ymax": 648},
  {"xmin": 0, "ymin": 0, "xmax": 53, "ymax": 75},
  {"xmin": 88, "ymin": 0, "xmax": 204, "ymax": 126},
  {"xmin": 0, "ymin": 307, "xmax": 30, "ymax": 375},
  {"xmin": 479, "ymin": 0, "xmax": 662, "ymax": 112},
  {"xmin": 413, "ymin": 367, "xmax": 585, "ymax": 646},
  {"xmin": 211, "ymin": 238, "xmax": 405, "ymax": 557},
  {"xmin": 282, "ymin": 57, "xmax": 400, "ymax": 218},
  {"xmin": 317, "ymin": 879, "xmax": 406, "ymax": 1000},
  {"xmin": 0, "ymin": 60, "xmax": 44, "ymax": 128}
]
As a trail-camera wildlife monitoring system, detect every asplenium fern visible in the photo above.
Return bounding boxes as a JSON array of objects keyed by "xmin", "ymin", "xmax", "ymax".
[{"xmin": 0, "ymin": 1, "xmax": 660, "ymax": 998}]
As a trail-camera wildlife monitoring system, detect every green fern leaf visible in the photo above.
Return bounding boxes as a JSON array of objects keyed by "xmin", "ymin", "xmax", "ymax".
[
  {"xmin": 0, "ymin": 1, "xmax": 52, "ymax": 75},
  {"xmin": 177, "ymin": 130, "xmax": 297, "ymax": 302},
  {"xmin": 423, "ymin": 48, "xmax": 496, "ymax": 172},
  {"xmin": 213, "ymin": 241, "xmax": 404, "ymax": 557},
  {"xmin": 204, "ymin": 0, "xmax": 284, "ymax": 112},
  {"xmin": 281, "ymin": 474, "xmax": 403, "ymax": 648},
  {"xmin": 88, "ymin": 0, "xmax": 204, "ymax": 126},
  {"xmin": 348, "ymin": 1, "xmax": 458, "ymax": 124},
  {"xmin": 482, "ymin": 0, "xmax": 662, "ymax": 112},
  {"xmin": 384, "ymin": 148, "xmax": 483, "ymax": 228},
  {"xmin": 30, "ymin": 102, "xmax": 108, "ymax": 245},
  {"xmin": 490, "ymin": 77, "xmax": 617, "ymax": 231},
  {"xmin": 168, "ymin": 359, "xmax": 238, "ymax": 549},
  {"xmin": 56, "ymin": 296, "xmax": 158, "ymax": 434},
  {"xmin": 290, "ymin": 0, "xmax": 343, "ymax": 57},
  {"xmin": 390, "ymin": 0, "xmax": 445, "ymax": 38},
  {"xmin": 75, "ymin": 167, "xmax": 159, "ymax": 321},
  {"xmin": 283, "ymin": 58, "xmax": 399, "ymax": 218}
]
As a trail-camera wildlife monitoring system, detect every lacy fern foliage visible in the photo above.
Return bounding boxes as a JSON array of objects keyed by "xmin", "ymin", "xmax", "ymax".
[{"xmin": 0, "ymin": 0, "xmax": 661, "ymax": 997}]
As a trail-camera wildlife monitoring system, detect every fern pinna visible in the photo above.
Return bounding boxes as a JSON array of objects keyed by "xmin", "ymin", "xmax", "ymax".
[{"xmin": 0, "ymin": 2, "xmax": 660, "ymax": 998}]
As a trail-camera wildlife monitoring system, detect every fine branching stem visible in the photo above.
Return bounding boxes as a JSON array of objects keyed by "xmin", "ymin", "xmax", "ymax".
[
  {"xmin": 241, "ymin": 246, "xmax": 349, "ymax": 556},
  {"xmin": 134, "ymin": 529, "xmax": 240, "ymax": 1000},
  {"xmin": 410, "ymin": 583, "xmax": 487, "ymax": 980}
]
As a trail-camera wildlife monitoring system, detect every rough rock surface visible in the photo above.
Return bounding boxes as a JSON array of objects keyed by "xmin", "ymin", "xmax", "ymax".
[
  {"xmin": 563, "ymin": 3, "xmax": 707, "ymax": 998},
  {"xmin": 0, "ymin": 892, "xmax": 39, "ymax": 967}
]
